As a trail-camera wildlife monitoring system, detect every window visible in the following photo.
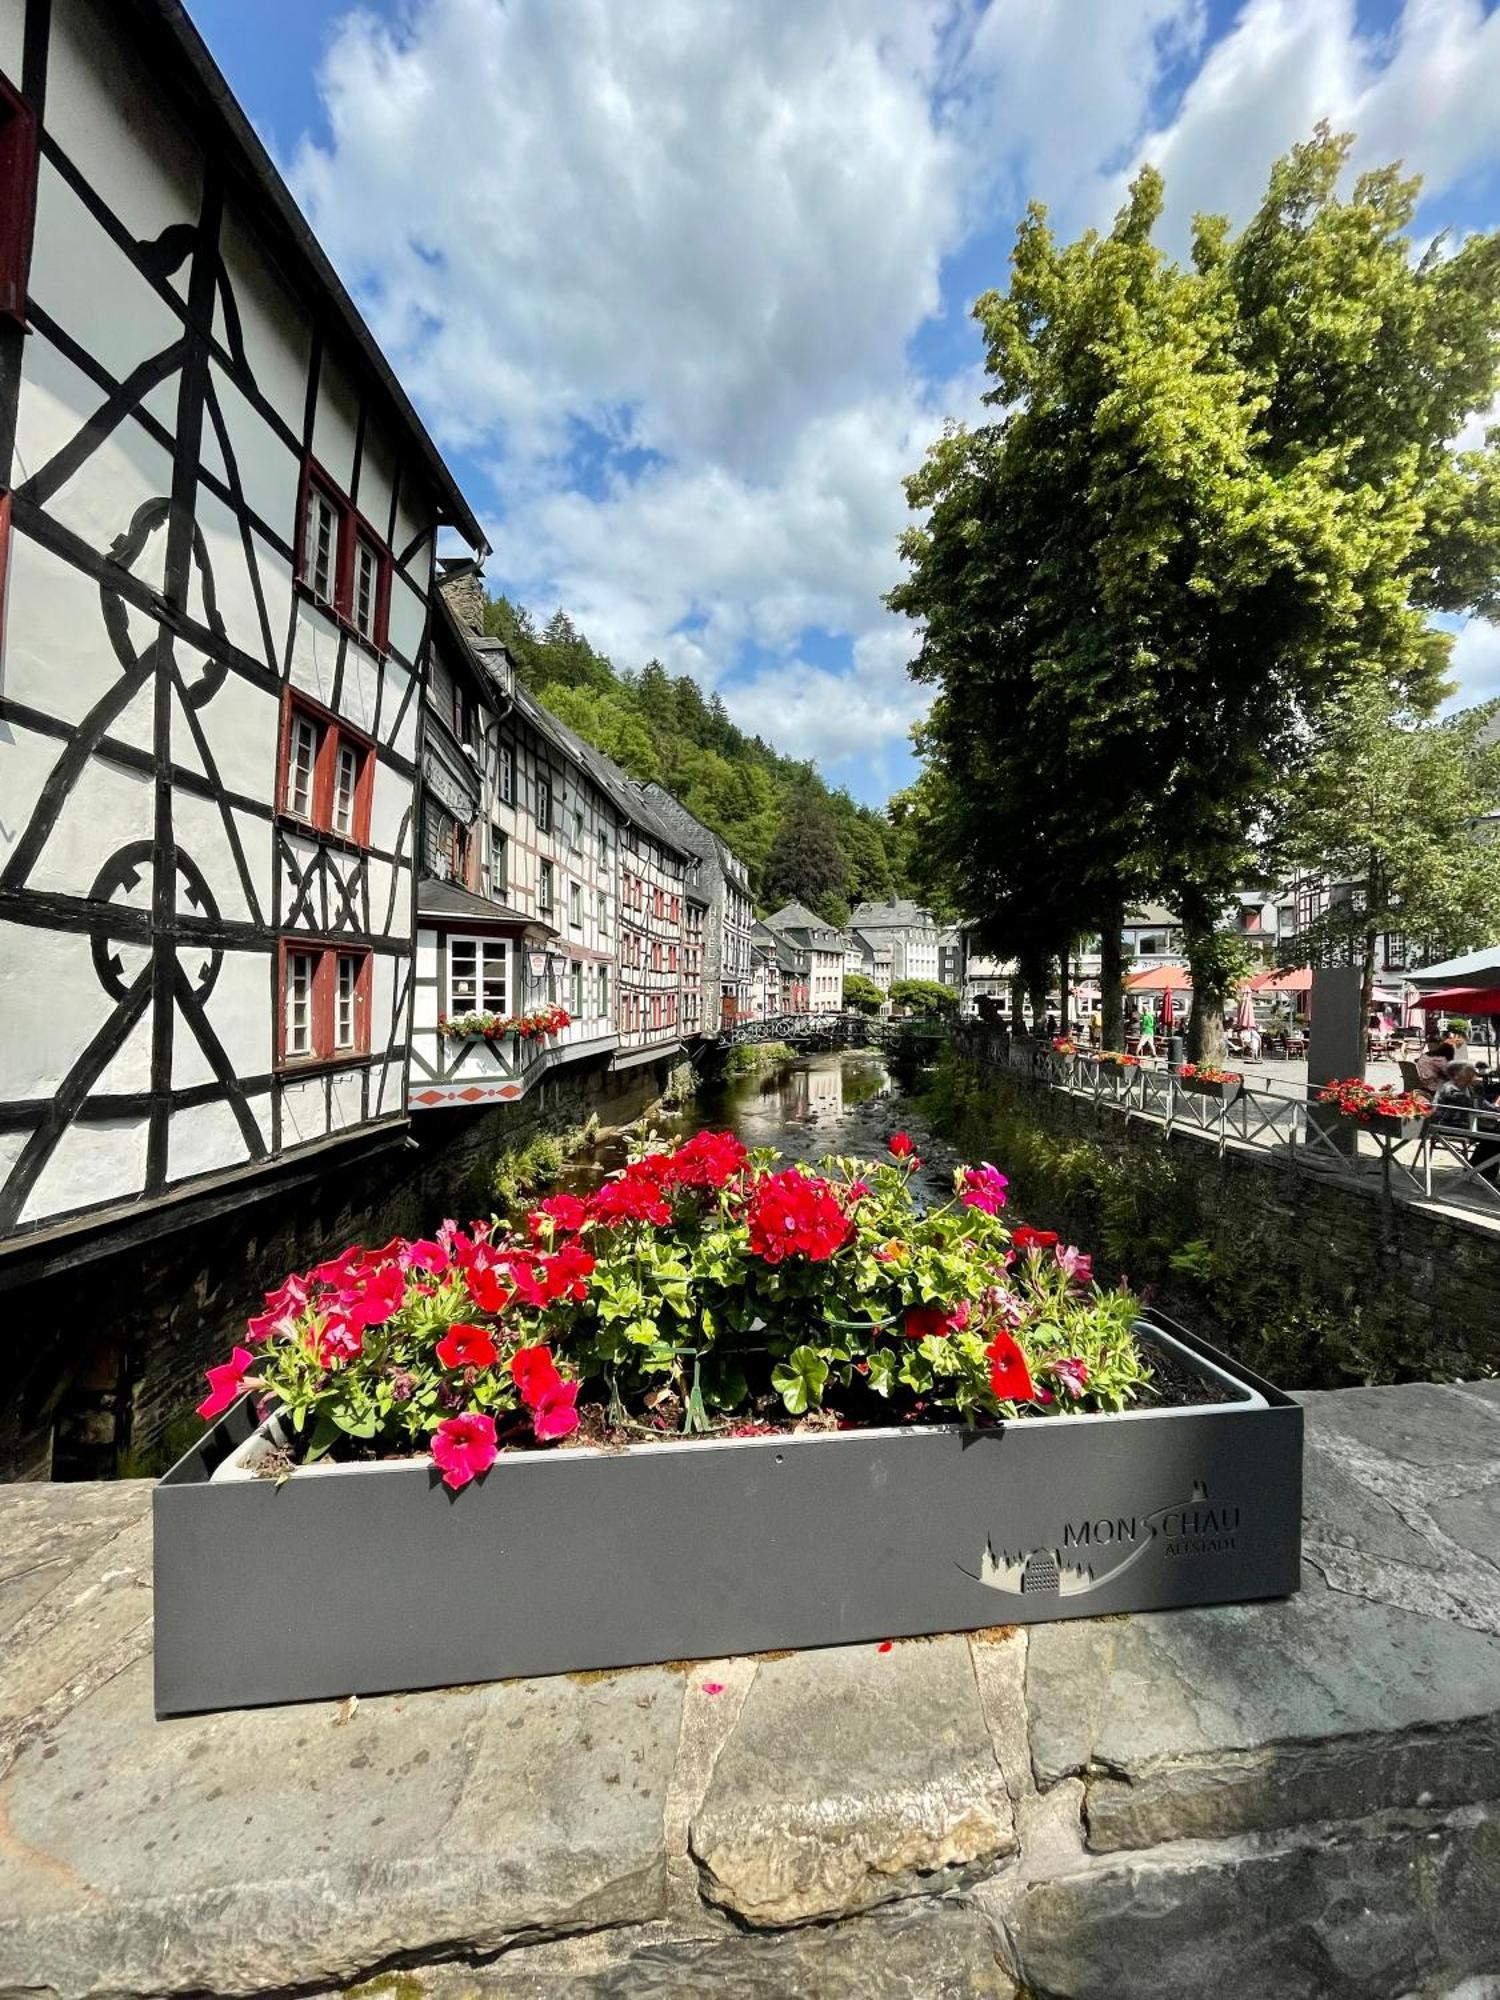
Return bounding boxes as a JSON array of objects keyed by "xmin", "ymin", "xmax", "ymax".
[
  {"xmin": 597, "ymin": 828, "xmax": 609, "ymax": 867},
  {"xmin": 334, "ymin": 953, "xmax": 360, "ymax": 1050},
  {"xmin": 450, "ymin": 680, "xmax": 475, "ymax": 747},
  {"xmin": 571, "ymin": 962, "xmax": 584, "ymax": 1015},
  {"xmin": 489, "ymin": 824, "xmax": 508, "ymax": 899},
  {"xmin": 670, "ymin": 895, "xmax": 680, "ymax": 924},
  {"xmin": 598, "ymin": 964, "xmax": 610, "ymax": 1017},
  {"xmin": 279, "ymin": 694, "xmax": 372, "ymax": 845},
  {"xmin": 652, "ymin": 940, "xmax": 663, "ymax": 973},
  {"xmin": 297, "ymin": 460, "xmax": 390, "ymax": 650},
  {"xmin": 303, "ymin": 481, "xmax": 338, "ymax": 605},
  {"xmin": 0, "ymin": 76, "xmax": 39, "ymax": 326},
  {"xmin": 538, "ymin": 858, "xmax": 554, "ymax": 912},
  {"xmin": 569, "ymin": 881, "xmax": 583, "ymax": 930},
  {"xmin": 537, "ymin": 776, "xmax": 553, "ymax": 833},
  {"xmin": 285, "ymin": 950, "xmax": 315, "ymax": 1058},
  {"xmin": 498, "ymin": 744, "xmax": 514, "ymax": 803},
  {"xmin": 596, "ymin": 887, "xmax": 608, "ymax": 933},
  {"xmin": 668, "ymin": 943, "xmax": 679, "ymax": 974},
  {"xmin": 573, "ymin": 806, "xmax": 584, "ymax": 846},
  {"xmin": 654, "ymin": 886, "xmax": 665, "ymax": 921},
  {"xmin": 332, "ymin": 742, "xmax": 360, "ymax": 837},
  {"xmin": 352, "ymin": 533, "xmax": 380, "ymax": 640},
  {"xmin": 278, "ymin": 943, "xmax": 370, "ymax": 1064},
  {"xmin": 449, "ymin": 936, "xmax": 507, "ymax": 1016}
]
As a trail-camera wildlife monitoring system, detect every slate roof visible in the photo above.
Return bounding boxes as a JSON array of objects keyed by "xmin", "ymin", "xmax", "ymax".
[
  {"xmin": 416, "ymin": 878, "xmax": 553, "ymax": 936},
  {"xmin": 849, "ymin": 899, "xmax": 935, "ymax": 931}
]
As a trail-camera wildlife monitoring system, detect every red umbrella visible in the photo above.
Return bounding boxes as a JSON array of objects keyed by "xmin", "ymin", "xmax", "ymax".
[
  {"xmin": 1234, "ymin": 989, "xmax": 1256, "ymax": 1032},
  {"xmin": 1159, "ymin": 987, "xmax": 1176, "ymax": 1031},
  {"xmin": 1414, "ymin": 986, "xmax": 1500, "ymax": 1016}
]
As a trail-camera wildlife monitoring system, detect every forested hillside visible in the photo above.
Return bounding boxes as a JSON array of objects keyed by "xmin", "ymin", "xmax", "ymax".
[{"xmin": 484, "ymin": 598, "xmax": 912, "ymax": 920}]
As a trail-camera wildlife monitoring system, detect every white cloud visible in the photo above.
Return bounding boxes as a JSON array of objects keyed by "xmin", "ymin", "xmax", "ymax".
[
  {"xmin": 293, "ymin": 0, "xmax": 961, "ymax": 477},
  {"xmin": 1123, "ymin": 0, "xmax": 1500, "ymax": 248},
  {"xmin": 1448, "ymin": 618, "xmax": 1500, "ymax": 707},
  {"xmin": 282, "ymin": 0, "xmax": 1500, "ymax": 784}
]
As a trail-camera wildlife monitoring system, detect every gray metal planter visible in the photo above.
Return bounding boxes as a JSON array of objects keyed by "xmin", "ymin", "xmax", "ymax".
[
  {"xmin": 1179, "ymin": 1075, "xmax": 1244, "ymax": 1105},
  {"xmin": 153, "ymin": 1314, "xmax": 1302, "ymax": 1716}
]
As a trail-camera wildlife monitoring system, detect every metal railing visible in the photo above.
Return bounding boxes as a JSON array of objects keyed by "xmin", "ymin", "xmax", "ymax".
[{"xmin": 982, "ymin": 1037, "xmax": 1500, "ymax": 1218}]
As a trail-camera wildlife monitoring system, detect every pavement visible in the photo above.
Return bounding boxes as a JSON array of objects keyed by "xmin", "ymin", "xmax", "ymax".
[{"xmin": 2, "ymin": 1380, "xmax": 1499, "ymax": 1999}]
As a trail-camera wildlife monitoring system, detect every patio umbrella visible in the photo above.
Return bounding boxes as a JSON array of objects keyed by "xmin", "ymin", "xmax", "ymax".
[
  {"xmin": 1412, "ymin": 985, "xmax": 1500, "ymax": 1016},
  {"xmin": 1234, "ymin": 989, "xmax": 1256, "ymax": 1032},
  {"xmin": 1159, "ymin": 987, "xmax": 1176, "ymax": 1032},
  {"xmin": 1402, "ymin": 987, "xmax": 1427, "ymax": 1030}
]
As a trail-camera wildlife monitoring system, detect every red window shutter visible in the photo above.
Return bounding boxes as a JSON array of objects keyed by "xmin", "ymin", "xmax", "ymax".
[{"xmin": 0, "ymin": 77, "xmax": 39, "ymax": 326}]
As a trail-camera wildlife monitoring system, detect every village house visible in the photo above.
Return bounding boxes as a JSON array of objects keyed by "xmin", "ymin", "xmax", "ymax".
[
  {"xmin": 848, "ymin": 899, "xmax": 943, "ymax": 985},
  {"xmin": 759, "ymin": 903, "xmax": 845, "ymax": 1014},
  {"xmin": 0, "ymin": 0, "xmax": 482, "ymax": 1258},
  {"xmin": 643, "ymin": 785, "xmax": 755, "ymax": 1031}
]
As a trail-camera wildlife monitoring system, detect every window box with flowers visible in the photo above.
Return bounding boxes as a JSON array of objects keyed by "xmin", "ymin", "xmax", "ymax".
[
  {"xmin": 1315, "ymin": 1079, "xmax": 1430, "ymax": 1144},
  {"xmin": 154, "ymin": 1132, "xmax": 1302, "ymax": 1714},
  {"xmin": 1176, "ymin": 1063, "xmax": 1245, "ymax": 1104}
]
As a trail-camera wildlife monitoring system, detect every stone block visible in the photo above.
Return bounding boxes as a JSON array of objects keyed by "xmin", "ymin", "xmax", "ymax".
[
  {"xmin": 0, "ymin": 1660, "xmax": 683, "ymax": 1999},
  {"xmin": 691, "ymin": 1637, "xmax": 1015, "ymax": 1926}
]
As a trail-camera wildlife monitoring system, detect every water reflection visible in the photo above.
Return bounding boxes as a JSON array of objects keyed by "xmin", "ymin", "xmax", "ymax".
[{"xmin": 687, "ymin": 1051, "xmax": 894, "ymax": 1149}]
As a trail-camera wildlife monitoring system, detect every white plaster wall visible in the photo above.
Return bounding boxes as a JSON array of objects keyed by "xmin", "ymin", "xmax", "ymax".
[
  {"xmin": 46, "ymin": 0, "xmax": 202, "ymax": 250},
  {"xmin": 167, "ymin": 1090, "xmax": 272, "ymax": 1183},
  {"xmin": 174, "ymin": 949, "xmax": 274, "ymax": 1086},
  {"xmin": 27, "ymin": 162, "xmax": 185, "ymax": 387},
  {"xmin": 311, "ymin": 353, "xmax": 359, "ymax": 494},
  {"xmin": 367, "ymin": 771, "xmax": 412, "ymax": 863},
  {"xmin": 0, "ymin": 6, "xmax": 23, "ymax": 77},
  {"xmin": 21, "ymin": 1116, "xmax": 149, "ymax": 1226},
  {"xmin": 386, "ymin": 570, "xmax": 426, "ymax": 670},
  {"xmin": 172, "ymin": 790, "xmax": 272, "ymax": 928},
  {"xmin": 341, "ymin": 647, "xmax": 381, "ymax": 738},
  {"xmin": 0, "ymin": 927, "xmax": 124, "ymax": 1100},
  {"xmin": 286, "ymin": 599, "xmax": 343, "ymax": 712},
  {"xmin": 205, "ymin": 360, "xmax": 302, "ymax": 546},
  {"xmin": 278, "ymin": 1075, "xmax": 330, "ymax": 1147},
  {"xmin": 11, "ymin": 739, "xmax": 154, "ymax": 901},
  {"xmin": 356, "ymin": 426, "xmax": 397, "ymax": 545},
  {"xmin": 378, "ymin": 653, "xmax": 418, "ymax": 758},
  {"xmin": 1, "ymin": 533, "xmax": 149, "ymax": 728},
  {"xmin": 15, "ymin": 330, "xmax": 176, "ymax": 589},
  {"xmin": 215, "ymin": 209, "xmax": 313, "ymax": 439},
  {"xmin": 192, "ymin": 669, "xmax": 281, "ymax": 805}
]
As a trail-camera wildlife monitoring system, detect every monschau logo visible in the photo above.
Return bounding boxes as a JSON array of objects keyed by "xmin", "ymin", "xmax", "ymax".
[{"xmin": 961, "ymin": 1480, "xmax": 1241, "ymax": 1599}]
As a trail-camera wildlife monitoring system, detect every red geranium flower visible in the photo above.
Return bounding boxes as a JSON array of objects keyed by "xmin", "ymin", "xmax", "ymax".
[
  {"xmin": 904, "ymin": 1305, "xmax": 950, "ymax": 1341},
  {"xmin": 510, "ymin": 1344, "xmax": 562, "ymax": 1405},
  {"xmin": 465, "ymin": 1265, "xmax": 513, "ymax": 1314},
  {"xmin": 668, "ymin": 1129, "xmax": 749, "ymax": 1190},
  {"xmin": 1010, "ymin": 1226, "xmax": 1059, "ymax": 1253},
  {"xmin": 531, "ymin": 1375, "xmax": 580, "ymax": 1442},
  {"xmin": 196, "ymin": 1345, "xmax": 254, "ymax": 1420},
  {"xmin": 745, "ymin": 1169, "xmax": 853, "ymax": 1265},
  {"xmin": 436, "ymin": 1322, "xmax": 499, "ymax": 1370},
  {"xmin": 531, "ymin": 1191, "xmax": 588, "ymax": 1236},
  {"xmin": 590, "ymin": 1166, "xmax": 673, "ymax": 1227},
  {"xmin": 888, "ymin": 1132, "xmax": 919, "ymax": 1162},
  {"xmin": 430, "ymin": 1412, "xmax": 497, "ymax": 1491},
  {"xmin": 986, "ymin": 1330, "xmax": 1036, "ymax": 1403}
]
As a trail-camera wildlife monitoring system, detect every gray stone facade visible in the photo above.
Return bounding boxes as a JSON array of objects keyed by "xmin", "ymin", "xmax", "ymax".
[{"xmin": 2, "ymin": 1381, "xmax": 1498, "ymax": 1997}]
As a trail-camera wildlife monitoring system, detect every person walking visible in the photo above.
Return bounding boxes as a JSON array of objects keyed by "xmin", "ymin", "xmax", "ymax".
[{"xmin": 1138, "ymin": 999, "xmax": 1157, "ymax": 1060}]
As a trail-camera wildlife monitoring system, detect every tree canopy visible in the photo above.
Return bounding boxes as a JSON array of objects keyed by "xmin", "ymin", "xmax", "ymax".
[{"xmin": 890, "ymin": 126, "xmax": 1500, "ymax": 1057}]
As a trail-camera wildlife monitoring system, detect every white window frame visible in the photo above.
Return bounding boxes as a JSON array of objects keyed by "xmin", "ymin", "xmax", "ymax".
[
  {"xmin": 286, "ymin": 949, "xmax": 315, "ymax": 1057},
  {"xmin": 286, "ymin": 712, "xmax": 320, "ymax": 820},
  {"xmin": 305, "ymin": 486, "xmax": 336, "ymax": 604},
  {"xmin": 598, "ymin": 963, "xmax": 610, "ymax": 1018},
  {"xmin": 352, "ymin": 533, "xmax": 379, "ymax": 640},
  {"xmin": 537, "ymin": 775, "xmax": 553, "ymax": 833},
  {"xmin": 448, "ymin": 935, "xmax": 509, "ymax": 1018},
  {"xmin": 334, "ymin": 952, "xmax": 359, "ymax": 1050},
  {"xmin": 569, "ymin": 881, "xmax": 583, "ymax": 930},
  {"xmin": 538, "ymin": 858, "xmax": 554, "ymax": 912},
  {"xmin": 498, "ymin": 743, "xmax": 514, "ymax": 804},
  {"xmin": 571, "ymin": 960, "xmax": 584, "ymax": 1015},
  {"xmin": 331, "ymin": 741, "xmax": 359, "ymax": 837}
]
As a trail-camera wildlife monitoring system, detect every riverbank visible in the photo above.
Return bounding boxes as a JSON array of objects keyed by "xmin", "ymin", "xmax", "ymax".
[{"xmin": 4, "ymin": 1377, "xmax": 1498, "ymax": 1998}]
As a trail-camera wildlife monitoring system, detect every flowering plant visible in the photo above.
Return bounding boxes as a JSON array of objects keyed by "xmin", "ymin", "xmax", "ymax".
[
  {"xmin": 1051, "ymin": 1036, "xmax": 1078, "ymax": 1057},
  {"xmin": 1178, "ymin": 1062, "xmax": 1243, "ymax": 1086},
  {"xmin": 1316, "ymin": 1079, "xmax": 1430, "ymax": 1123},
  {"xmin": 1095, "ymin": 1049, "xmax": 1141, "ymax": 1069},
  {"xmin": 199, "ymin": 1131, "xmax": 1150, "ymax": 1490},
  {"xmin": 439, "ymin": 1006, "xmax": 571, "ymax": 1043}
]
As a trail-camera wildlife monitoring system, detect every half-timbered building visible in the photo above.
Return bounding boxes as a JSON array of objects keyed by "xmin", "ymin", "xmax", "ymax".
[
  {"xmin": 407, "ymin": 577, "xmax": 621, "ymax": 1107},
  {"xmin": 0, "ymin": 0, "xmax": 481, "ymax": 1258},
  {"xmin": 642, "ymin": 785, "xmax": 754, "ymax": 1033}
]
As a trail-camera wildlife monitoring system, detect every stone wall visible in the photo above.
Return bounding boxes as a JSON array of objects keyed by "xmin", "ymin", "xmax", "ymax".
[
  {"xmin": 2, "ymin": 1380, "xmax": 1498, "ymax": 1997},
  {"xmin": 1, "ymin": 1054, "xmax": 673, "ymax": 1483},
  {"xmin": 936, "ymin": 1037, "xmax": 1500, "ymax": 1391}
]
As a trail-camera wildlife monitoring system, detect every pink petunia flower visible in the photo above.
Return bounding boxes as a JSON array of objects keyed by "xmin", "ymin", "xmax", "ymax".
[
  {"xmin": 430, "ymin": 1411, "xmax": 498, "ymax": 1491},
  {"xmin": 196, "ymin": 1346, "xmax": 255, "ymax": 1421},
  {"xmin": 1054, "ymin": 1245, "xmax": 1093, "ymax": 1284},
  {"xmin": 958, "ymin": 1163, "xmax": 1009, "ymax": 1215}
]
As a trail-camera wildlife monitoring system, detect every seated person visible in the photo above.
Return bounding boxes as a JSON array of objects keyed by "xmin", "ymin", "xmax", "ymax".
[
  {"xmin": 1433, "ymin": 1064, "xmax": 1500, "ymax": 1178},
  {"xmin": 1415, "ymin": 1035, "xmax": 1456, "ymax": 1091}
]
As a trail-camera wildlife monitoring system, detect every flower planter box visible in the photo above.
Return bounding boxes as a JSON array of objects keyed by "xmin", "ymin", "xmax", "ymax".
[
  {"xmin": 1329, "ymin": 1110, "xmax": 1428, "ymax": 1144},
  {"xmin": 1178, "ymin": 1076, "xmax": 1243, "ymax": 1105},
  {"xmin": 153, "ymin": 1314, "xmax": 1302, "ymax": 1717}
]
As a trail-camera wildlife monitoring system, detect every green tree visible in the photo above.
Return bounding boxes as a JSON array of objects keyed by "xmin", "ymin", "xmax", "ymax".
[
  {"xmin": 889, "ymin": 978, "xmax": 958, "ymax": 1018},
  {"xmin": 763, "ymin": 791, "xmax": 852, "ymax": 918},
  {"xmin": 843, "ymin": 971, "xmax": 885, "ymax": 1015},
  {"xmin": 892, "ymin": 127, "xmax": 1500, "ymax": 1061},
  {"xmin": 1276, "ymin": 694, "xmax": 1500, "ymax": 1024}
]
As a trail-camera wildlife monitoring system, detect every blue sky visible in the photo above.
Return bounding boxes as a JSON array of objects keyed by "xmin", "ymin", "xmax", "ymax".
[{"xmin": 187, "ymin": 0, "xmax": 1500, "ymax": 805}]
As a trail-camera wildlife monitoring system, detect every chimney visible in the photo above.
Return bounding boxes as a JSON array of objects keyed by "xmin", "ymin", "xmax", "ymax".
[{"xmin": 439, "ymin": 557, "xmax": 486, "ymax": 637}]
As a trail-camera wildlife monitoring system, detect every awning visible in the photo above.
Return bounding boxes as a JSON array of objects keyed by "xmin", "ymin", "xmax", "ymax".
[
  {"xmin": 1407, "ymin": 947, "xmax": 1500, "ymax": 989},
  {"xmin": 1412, "ymin": 986, "xmax": 1500, "ymax": 1017},
  {"xmin": 1249, "ymin": 967, "xmax": 1313, "ymax": 994},
  {"xmin": 1124, "ymin": 963, "xmax": 1192, "ymax": 990}
]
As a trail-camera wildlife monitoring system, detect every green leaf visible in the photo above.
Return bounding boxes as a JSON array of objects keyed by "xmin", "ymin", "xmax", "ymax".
[{"xmin": 771, "ymin": 1344, "xmax": 829, "ymax": 1416}]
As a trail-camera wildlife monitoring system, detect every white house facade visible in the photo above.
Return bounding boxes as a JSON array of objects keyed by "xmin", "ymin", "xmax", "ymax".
[
  {"xmin": 848, "ymin": 899, "xmax": 942, "ymax": 986},
  {"xmin": 0, "ymin": 0, "xmax": 480, "ymax": 1254}
]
